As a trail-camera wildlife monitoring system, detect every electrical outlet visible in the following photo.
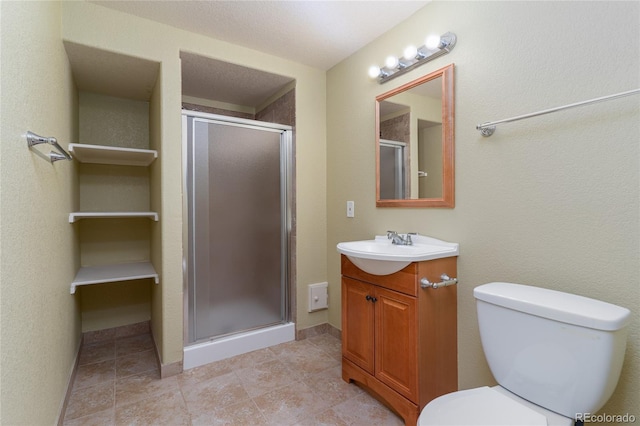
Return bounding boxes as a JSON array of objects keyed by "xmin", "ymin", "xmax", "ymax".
[{"xmin": 346, "ymin": 200, "xmax": 355, "ymax": 218}]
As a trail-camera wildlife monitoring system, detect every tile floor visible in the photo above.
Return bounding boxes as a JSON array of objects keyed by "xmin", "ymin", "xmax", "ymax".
[{"xmin": 63, "ymin": 331, "xmax": 404, "ymax": 425}]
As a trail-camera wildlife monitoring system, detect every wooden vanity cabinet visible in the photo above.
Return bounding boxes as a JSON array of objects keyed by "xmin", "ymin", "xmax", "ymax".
[{"xmin": 341, "ymin": 255, "xmax": 458, "ymax": 426}]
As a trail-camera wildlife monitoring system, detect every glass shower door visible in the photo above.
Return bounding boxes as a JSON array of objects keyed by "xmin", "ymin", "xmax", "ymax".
[
  {"xmin": 379, "ymin": 140, "xmax": 406, "ymax": 199},
  {"xmin": 185, "ymin": 115, "xmax": 291, "ymax": 344}
]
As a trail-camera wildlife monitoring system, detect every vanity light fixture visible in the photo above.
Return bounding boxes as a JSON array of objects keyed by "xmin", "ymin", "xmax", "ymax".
[{"xmin": 369, "ymin": 32, "xmax": 457, "ymax": 84}]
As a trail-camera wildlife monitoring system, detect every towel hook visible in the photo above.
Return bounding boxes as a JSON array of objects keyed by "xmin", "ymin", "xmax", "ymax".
[{"xmin": 25, "ymin": 131, "xmax": 72, "ymax": 163}]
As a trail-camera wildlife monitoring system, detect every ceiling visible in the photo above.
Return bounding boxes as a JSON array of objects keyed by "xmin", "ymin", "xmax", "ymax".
[
  {"xmin": 91, "ymin": 1, "xmax": 430, "ymax": 70},
  {"xmin": 83, "ymin": 1, "xmax": 430, "ymax": 108}
]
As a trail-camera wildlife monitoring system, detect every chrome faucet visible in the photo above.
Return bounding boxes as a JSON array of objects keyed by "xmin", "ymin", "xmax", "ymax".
[{"xmin": 387, "ymin": 231, "xmax": 414, "ymax": 246}]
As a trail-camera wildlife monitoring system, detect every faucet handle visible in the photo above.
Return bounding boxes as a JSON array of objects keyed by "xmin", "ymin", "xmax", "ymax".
[{"xmin": 387, "ymin": 230, "xmax": 397, "ymax": 239}]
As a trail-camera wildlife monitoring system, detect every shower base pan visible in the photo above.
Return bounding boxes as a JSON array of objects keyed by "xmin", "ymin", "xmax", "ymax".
[{"xmin": 183, "ymin": 322, "xmax": 295, "ymax": 370}]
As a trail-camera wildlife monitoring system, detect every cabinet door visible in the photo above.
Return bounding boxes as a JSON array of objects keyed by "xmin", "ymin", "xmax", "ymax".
[
  {"xmin": 342, "ymin": 277, "xmax": 375, "ymax": 374},
  {"xmin": 375, "ymin": 286, "xmax": 418, "ymax": 402}
]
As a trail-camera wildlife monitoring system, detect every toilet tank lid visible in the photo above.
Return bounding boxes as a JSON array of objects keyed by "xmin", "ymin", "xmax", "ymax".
[{"xmin": 474, "ymin": 282, "xmax": 631, "ymax": 331}]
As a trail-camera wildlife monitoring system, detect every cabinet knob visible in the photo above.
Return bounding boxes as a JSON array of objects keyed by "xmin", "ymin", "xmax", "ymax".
[{"xmin": 365, "ymin": 295, "xmax": 378, "ymax": 302}]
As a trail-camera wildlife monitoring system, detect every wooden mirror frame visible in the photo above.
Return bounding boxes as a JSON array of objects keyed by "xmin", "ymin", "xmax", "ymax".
[{"xmin": 376, "ymin": 64, "xmax": 455, "ymax": 208}]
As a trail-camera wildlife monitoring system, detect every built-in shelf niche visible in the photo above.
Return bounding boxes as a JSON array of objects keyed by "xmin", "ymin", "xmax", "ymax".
[
  {"xmin": 70, "ymin": 143, "xmax": 159, "ymax": 223},
  {"xmin": 69, "ymin": 211, "xmax": 159, "ymax": 223},
  {"xmin": 70, "ymin": 262, "xmax": 159, "ymax": 294},
  {"xmin": 64, "ymin": 40, "xmax": 162, "ymax": 333},
  {"xmin": 70, "ymin": 97, "xmax": 159, "ymax": 294},
  {"xmin": 70, "ymin": 143, "xmax": 157, "ymax": 166}
]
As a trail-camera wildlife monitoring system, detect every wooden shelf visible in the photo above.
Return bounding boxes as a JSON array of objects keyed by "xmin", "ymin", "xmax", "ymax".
[
  {"xmin": 69, "ymin": 212, "xmax": 159, "ymax": 223},
  {"xmin": 70, "ymin": 262, "xmax": 159, "ymax": 294},
  {"xmin": 69, "ymin": 143, "xmax": 157, "ymax": 166}
]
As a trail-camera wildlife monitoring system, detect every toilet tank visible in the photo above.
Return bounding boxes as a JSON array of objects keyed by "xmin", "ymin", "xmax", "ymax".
[{"xmin": 474, "ymin": 282, "xmax": 631, "ymax": 419}]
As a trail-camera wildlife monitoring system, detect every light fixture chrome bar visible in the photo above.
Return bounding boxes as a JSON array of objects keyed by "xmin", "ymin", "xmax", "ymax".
[
  {"xmin": 376, "ymin": 32, "xmax": 456, "ymax": 84},
  {"xmin": 25, "ymin": 131, "xmax": 72, "ymax": 163},
  {"xmin": 476, "ymin": 88, "xmax": 640, "ymax": 137}
]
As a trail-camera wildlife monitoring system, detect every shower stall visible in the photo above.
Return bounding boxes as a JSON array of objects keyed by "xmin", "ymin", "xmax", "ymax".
[{"xmin": 182, "ymin": 111, "xmax": 294, "ymax": 369}]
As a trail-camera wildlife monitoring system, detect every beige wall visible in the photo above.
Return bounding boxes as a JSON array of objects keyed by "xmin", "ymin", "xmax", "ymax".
[
  {"xmin": 3, "ymin": 1, "xmax": 637, "ymax": 424},
  {"xmin": 60, "ymin": 0, "xmax": 328, "ymax": 364},
  {"xmin": 2, "ymin": 1, "xmax": 327, "ymax": 422},
  {"xmin": 149, "ymin": 70, "xmax": 164, "ymax": 367},
  {"xmin": 327, "ymin": 1, "xmax": 639, "ymax": 422},
  {"xmin": 0, "ymin": 2, "xmax": 81, "ymax": 424}
]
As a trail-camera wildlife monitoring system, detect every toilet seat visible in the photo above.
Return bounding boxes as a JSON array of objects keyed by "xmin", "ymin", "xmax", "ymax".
[{"xmin": 418, "ymin": 386, "xmax": 556, "ymax": 426}]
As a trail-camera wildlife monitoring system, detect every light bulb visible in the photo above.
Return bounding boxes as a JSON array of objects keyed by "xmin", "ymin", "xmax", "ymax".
[
  {"xmin": 385, "ymin": 55, "xmax": 399, "ymax": 69},
  {"xmin": 403, "ymin": 45, "xmax": 418, "ymax": 61},
  {"xmin": 425, "ymin": 34, "xmax": 442, "ymax": 50},
  {"xmin": 368, "ymin": 65, "xmax": 381, "ymax": 79}
]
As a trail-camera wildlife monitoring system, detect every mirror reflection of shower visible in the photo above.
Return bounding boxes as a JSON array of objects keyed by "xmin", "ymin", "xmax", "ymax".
[
  {"xmin": 376, "ymin": 64, "xmax": 455, "ymax": 208},
  {"xmin": 379, "ymin": 139, "xmax": 406, "ymax": 199}
]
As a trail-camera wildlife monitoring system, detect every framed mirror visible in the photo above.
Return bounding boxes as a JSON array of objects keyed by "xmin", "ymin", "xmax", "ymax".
[{"xmin": 376, "ymin": 64, "xmax": 454, "ymax": 207}]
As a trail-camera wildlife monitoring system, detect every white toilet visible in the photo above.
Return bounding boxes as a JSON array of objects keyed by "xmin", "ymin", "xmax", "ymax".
[{"xmin": 418, "ymin": 282, "xmax": 631, "ymax": 426}]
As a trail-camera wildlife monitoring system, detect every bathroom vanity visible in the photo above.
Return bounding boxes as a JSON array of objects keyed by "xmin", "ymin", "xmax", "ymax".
[{"xmin": 340, "ymin": 254, "xmax": 458, "ymax": 425}]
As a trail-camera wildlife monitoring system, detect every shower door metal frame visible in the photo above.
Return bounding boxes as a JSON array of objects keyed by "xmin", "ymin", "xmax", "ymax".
[
  {"xmin": 379, "ymin": 139, "xmax": 407, "ymax": 199},
  {"xmin": 182, "ymin": 111, "xmax": 293, "ymax": 346}
]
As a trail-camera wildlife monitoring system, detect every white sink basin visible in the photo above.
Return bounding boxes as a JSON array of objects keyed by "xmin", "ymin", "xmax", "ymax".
[{"xmin": 337, "ymin": 234, "xmax": 459, "ymax": 275}]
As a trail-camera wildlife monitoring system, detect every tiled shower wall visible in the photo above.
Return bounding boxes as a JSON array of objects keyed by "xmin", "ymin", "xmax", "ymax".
[
  {"xmin": 380, "ymin": 112, "xmax": 410, "ymax": 143},
  {"xmin": 255, "ymin": 89, "xmax": 295, "ymax": 127},
  {"xmin": 182, "ymin": 88, "xmax": 295, "ymax": 127}
]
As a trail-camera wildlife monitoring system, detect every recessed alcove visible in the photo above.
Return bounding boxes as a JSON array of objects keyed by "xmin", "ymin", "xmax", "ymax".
[
  {"xmin": 180, "ymin": 52, "xmax": 296, "ymax": 126},
  {"xmin": 63, "ymin": 41, "xmax": 162, "ymax": 332}
]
